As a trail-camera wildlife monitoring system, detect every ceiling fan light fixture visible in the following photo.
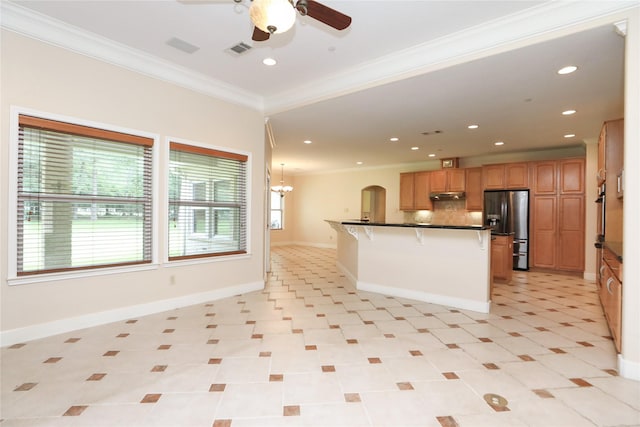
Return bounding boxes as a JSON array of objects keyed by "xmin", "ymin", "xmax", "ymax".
[{"xmin": 250, "ymin": 0, "xmax": 296, "ymax": 34}]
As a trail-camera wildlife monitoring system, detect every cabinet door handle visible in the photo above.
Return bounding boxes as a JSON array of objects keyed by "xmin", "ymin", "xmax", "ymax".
[
  {"xmin": 599, "ymin": 265, "xmax": 606, "ymax": 276},
  {"xmin": 606, "ymin": 277, "xmax": 614, "ymax": 294},
  {"xmin": 597, "ymin": 168, "xmax": 606, "ymax": 180}
]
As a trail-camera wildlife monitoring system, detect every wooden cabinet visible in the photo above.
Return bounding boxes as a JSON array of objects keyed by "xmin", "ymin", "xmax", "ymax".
[
  {"xmin": 483, "ymin": 164, "xmax": 505, "ymax": 189},
  {"xmin": 531, "ymin": 161, "xmax": 557, "ymax": 195},
  {"xmin": 600, "ymin": 246, "xmax": 622, "ymax": 352},
  {"xmin": 483, "ymin": 162, "xmax": 528, "ymax": 190},
  {"xmin": 430, "ymin": 169, "xmax": 465, "ymax": 193},
  {"xmin": 399, "ymin": 172, "xmax": 415, "ymax": 211},
  {"xmin": 465, "ymin": 167, "xmax": 483, "ymax": 210},
  {"xmin": 559, "ymin": 158, "xmax": 584, "ymax": 194},
  {"xmin": 604, "ymin": 119, "xmax": 624, "ymax": 243},
  {"xmin": 505, "ymin": 163, "xmax": 528, "ymax": 188},
  {"xmin": 414, "ymin": 172, "xmax": 431, "ymax": 210},
  {"xmin": 531, "ymin": 196, "xmax": 557, "ymax": 269},
  {"xmin": 491, "ymin": 235, "xmax": 513, "ymax": 282},
  {"xmin": 557, "ymin": 195, "xmax": 585, "ymax": 270},
  {"xmin": 597, "ymin": 118, "xmax": 624, "ymax": 187},
  {"xmin": 399, "ymin": 172, "xmax": 432, "ymax": 211},
  {"xmin": 530, "ymin": 158, "xmax": 585, "ymax": 272}
]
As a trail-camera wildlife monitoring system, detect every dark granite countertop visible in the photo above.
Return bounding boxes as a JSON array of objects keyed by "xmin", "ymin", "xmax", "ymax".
[
  {"xmin": 603, "ymin": 241, "xmax": 623, "ymax": 262},
  {"xmin": 334, "ymin": 220, "xmax": 490, "ymax": 231}
]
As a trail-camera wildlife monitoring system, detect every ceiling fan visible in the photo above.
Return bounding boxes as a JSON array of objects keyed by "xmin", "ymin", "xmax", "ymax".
[
  {"xmin": 247, "ymin": 0, "xmax": 352, "ymax": 41},
  {"xmin": 178, "ymin": 0, "xmax": 351, "ymax": 41}
]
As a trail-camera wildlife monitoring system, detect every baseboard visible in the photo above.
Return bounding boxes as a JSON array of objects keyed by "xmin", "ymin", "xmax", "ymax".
[
  {"xmin": 0, "ymin": 281, "xmax": 264, "ymax": 347},
  {"xmin": 618, "ymin": 353, "xmax": 640, "ymax": 381},
  {"xmin": 357, "ymin": 281, "xmax": 491, "ymax": 314},
  {"xmin": 583, "ymin": 272, "xmax": 596, "ymax": 282}
]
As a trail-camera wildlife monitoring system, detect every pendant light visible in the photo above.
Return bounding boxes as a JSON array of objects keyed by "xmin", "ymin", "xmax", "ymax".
[{"xmin": 271, "ymin": 163, "xmax": 293, "ymax": 197}]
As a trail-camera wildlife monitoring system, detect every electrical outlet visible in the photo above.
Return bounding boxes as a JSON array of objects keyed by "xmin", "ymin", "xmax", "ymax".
[{"xmin": 170, "ymin": 275, "xmax": 176, "ymax": 285}]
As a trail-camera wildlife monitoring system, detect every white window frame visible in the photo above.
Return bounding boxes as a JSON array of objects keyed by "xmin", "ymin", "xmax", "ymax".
[{"xmin": 7, "ymin": 106, "xmax": 160, "ymax": 285}]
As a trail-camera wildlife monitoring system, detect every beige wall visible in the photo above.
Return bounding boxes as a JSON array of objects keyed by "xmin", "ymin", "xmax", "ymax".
[{"xmin": 1, "ymin": 31, "xmax": 266, "ymax": 338}]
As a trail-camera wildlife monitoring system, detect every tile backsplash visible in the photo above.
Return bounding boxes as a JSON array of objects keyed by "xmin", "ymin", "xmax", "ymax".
[{"xmin": 404, "ymin": 200, "xmax": 483, "ymax": 225}]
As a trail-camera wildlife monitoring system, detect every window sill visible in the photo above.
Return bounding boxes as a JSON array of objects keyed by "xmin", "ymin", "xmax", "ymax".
[
  {"xmin": 8, "ymin": 263, "xmax": 160, "ymax": 286},
  {"xmin": 164, "ymin": 252, "xmax": 252, "ymax": 268}
]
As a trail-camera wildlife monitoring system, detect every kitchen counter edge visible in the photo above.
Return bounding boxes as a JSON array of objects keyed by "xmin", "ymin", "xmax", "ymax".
[{"xmin": 330, "ymin": 220, "xmax": 490, "ymax": 231}]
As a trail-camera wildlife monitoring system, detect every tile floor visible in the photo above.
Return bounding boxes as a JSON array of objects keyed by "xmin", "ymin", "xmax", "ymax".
[{"xmin": 1, "ymin": 245, "xmax": 639, "ymax": 427}]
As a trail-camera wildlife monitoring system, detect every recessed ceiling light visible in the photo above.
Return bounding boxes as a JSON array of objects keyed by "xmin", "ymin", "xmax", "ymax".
[
  {"xmin": 562, "ymin": 109, "xmax": 576, "ymax": 115},
  {"xmin": 303, "ymin": 140, "xmax": 312, "ymax": 144},
  {"xmin": 411, "ymin": 146, "xmax": 419, "ymax": 151},
  {"xmin": 467, "ymin": 124, "xmax": 479, "ymax": 129},
  {"xmin": 558, "ymin": 65, "xmax": 578, "ymax": 75},
  {"xmin": 356, "ymin": 161, "xmax": 363, "ymax": 165},
  {"xmin": 494, "ymin": 141, "xmax": 505, "ymax": 146},
  {"xmin": 262, "ymin": 57, "xmax": 277, "ymax": 66},
  {"xmin": 564, "ymin": 134, "xmax": 576, "ymax": 138},
  {"xmin": 428, "ymin": 153, "xmax": 436, "ymax": 157},
  {"xmin": 389, "ymin": 137, "xmax": 399, "ymax": 142}
]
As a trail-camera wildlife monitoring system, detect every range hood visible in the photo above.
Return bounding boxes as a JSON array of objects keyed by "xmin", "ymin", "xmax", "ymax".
[{"xmin": 429, "ymin": 191, "xmax": 466, "ymax": 200}]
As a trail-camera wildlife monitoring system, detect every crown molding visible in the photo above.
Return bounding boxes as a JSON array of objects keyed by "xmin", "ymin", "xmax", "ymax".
[
  {"xmin": 0, "ymin": 1, "xmax": 264, "ymax": 112},
  {"xmin": 264, "ymin": 1, "xmax": 639, "ymax": 115},
  {"xmin": 2, "ymin": 1, "xmax": 636, "ymax": 116}
]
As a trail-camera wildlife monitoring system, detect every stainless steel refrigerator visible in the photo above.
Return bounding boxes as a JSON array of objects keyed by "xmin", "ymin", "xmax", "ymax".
[{"xmin": 484, "ymin": 190, "xmax": 530, "ymax": 270}]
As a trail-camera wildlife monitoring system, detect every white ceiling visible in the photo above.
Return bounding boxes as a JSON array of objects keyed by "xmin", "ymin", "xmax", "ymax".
[{"xmin": 2, "ymin": 1, "xmax": 633, "ymax": 174}]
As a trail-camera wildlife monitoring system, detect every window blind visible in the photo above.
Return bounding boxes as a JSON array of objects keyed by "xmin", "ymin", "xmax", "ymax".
[
  {"xmin": 17, "ymin": 115, "xmax": 153, "ymax": 275},
  {"xmin": 169, "ymin": 142, "xmax": 247, "ymax": 260}
]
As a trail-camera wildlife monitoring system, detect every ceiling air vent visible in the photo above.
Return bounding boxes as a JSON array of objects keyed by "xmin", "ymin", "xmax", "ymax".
[
  {"xmin": 166, "ymin": 37, "xmax": 200, "ymax": 54},
  {"xmin": 227, "ymin": 42, "xmax": 253, "ymax": 56}
]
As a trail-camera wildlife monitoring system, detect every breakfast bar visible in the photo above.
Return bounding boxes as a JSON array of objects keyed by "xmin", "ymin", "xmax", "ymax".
[{"xmin": 326, "ymin": 220, "xmax": 492, "ymax": 313}]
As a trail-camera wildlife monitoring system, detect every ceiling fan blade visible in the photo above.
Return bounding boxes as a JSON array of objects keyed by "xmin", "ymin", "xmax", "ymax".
[
  {"xmin": 304, "ymin": 0, "xmax": 351, "ymax": 30},
  {"xmin": 252, "ymin": 26, "xmax": 271, "ymax": 41}
]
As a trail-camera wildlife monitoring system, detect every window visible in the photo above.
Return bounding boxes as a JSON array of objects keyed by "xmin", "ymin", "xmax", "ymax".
[
  {"xmin": 270, "ymin": 191, "xmax": 283, "ymax": 230},
  {"xmin": 168, "ymin": 142, "xmax": 247, "ymax": 260},
  {"xmin": 16, "ymin": 114, "xmax": 154, "ymax": 276}
]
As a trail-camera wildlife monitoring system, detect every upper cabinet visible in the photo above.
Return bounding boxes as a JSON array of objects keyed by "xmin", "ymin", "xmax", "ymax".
[
  {"xmin": 531, "ymin": 161, "xmax": 557, "ymax": 195},
  {"xmin": 430, "ymin": 169, "xmax": 465, "ymax": 193},
  {"xmin": 400, "ymin": 172, "xmax": 416, "ymax": 211},
  {"xmin": 465, "ymin": 167, "xmax": 483, "ymax": 211},
  {"xmin": 597, "ymin": 118, "xmax": 624, "ymax": 187},
  {"xmin": 483, "ymin": 162, "xmax": 528, "ymax": 190},
  {"xmin": 559, "ymin": 158, "xmax": 585, "ymax": 194},
  {"xmin": 505, "ymin": 163, "xmax": 529, "ymax": 188},
  {"xmin": 399, "ymin": 171, "xmax": 432, "ymax": 211},
  {"xmin": 483, "ymin": 164, "xmax": 505, "ymax": 189}
]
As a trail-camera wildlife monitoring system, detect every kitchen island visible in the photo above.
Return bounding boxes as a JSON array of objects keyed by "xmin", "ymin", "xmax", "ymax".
[{"xmin": 326, "ymin": 220, "xmax": 492, "ymax": 313}]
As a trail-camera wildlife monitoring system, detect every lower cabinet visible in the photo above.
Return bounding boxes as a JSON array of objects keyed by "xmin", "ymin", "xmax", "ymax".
[
  {"xmin": 491, "ymin": 235, "xmax": 513, "ymax": 283},
  {"xmin": 599, "ymin": 247, "xmax": 622, "ymax": 352}
]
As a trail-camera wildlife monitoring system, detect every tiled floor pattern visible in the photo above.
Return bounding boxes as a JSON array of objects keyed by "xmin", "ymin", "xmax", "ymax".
[{"xmin": 1, "ymin": 245, "xmax": 639, "ymax": 426}]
